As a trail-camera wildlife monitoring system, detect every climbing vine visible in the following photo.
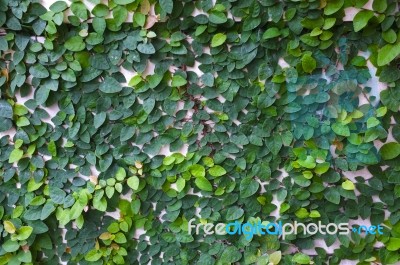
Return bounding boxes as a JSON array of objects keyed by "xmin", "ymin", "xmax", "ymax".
[{"xmin": 1, "ymin": 0, "xmax": 400, "ymax": 264}]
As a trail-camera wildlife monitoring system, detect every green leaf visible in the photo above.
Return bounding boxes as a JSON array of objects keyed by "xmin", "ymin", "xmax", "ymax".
[
  {"xmin": 189, "ymin": 164, "xmax": 205, "ymax": 178},
  {"xmin": 41, "ymin": 203, "xmax": 56, "ymax": 220},
  {"xmin": 220, "ymin": 246, "xmax": 242, "ymax": 263},
  {"xmin": 171, "ymin": 75, "xmax": 187, "ymax": 87},
  {"xmin": 99, "ymin": 77, "xmax": 123, "ymax": 93},
  {"xmin": 137, "ymin": 43, "xmax": 155, "ymax": 54},
  {"xmin": 2, "ymin": 240, "xmax": 19, "ymax": 252},
  {"xmin": 211, "ymin": 33, "xmax": 227, "ymax": 47},
  {"xmin": 159, "ymin": 0, "xmax": 173, "ymax": 13},
  {"xmin": 30, "ymin": 64, "xmax": 50, "ymax": 78},
  {"xmin": 376, "ymin": 106, "xmax": 387, "ymax": 117},
  {"xmin": 240, "ymin": 178, "xmax": 259, "ymax": 198},
  {"xmin": 114, "ymin": 0, "xmax": 135, "ymax": 4},
  {"xmin": 4, "ymin": 220, "xmax": 16, "ymax": 234},
  {"xmin": 309, "ymin": 210, "xmax": 321, "ymax": 218},
  {"xmin": 314, "ymin": 162, "xmax": 330, "ymax": 175},
  {"xmin": 377, "ymin": 43, "xmax": 400, "ymax": 66},
  {"xmin": 15, "ymin": 226, "xmax": 33, "ymax": 241},
  {"xmin": 50, "ymin": 187, "xmax": 66, "ymax": 204},
  {"xmin": 85, "ymin": 249, "xmax": 103, "ymax": 262},
  {"xmin": 16, "ymin": 116, "xmax": 30, "ymax": 127},
  {"xmin": 226, "ymin": 206, "xmax": 244, "ymax": 221},
  {"xmin": 292, "ymin": 253, "xmax": 311, "ymax": 264},
  {"xmin": 195, "ymin": 176, "xmax": 212, "ymax": 191},
  {"xmin": 269, "ymin": 251, "xmax": 282, "ymax": 265},
  {"xmin": 9, "ymin": 149, "xmax": 23, "ymax": 163},
  {"xmin": 65, "ymin": 36, "xmax": 85, "ymax": 52},
  {"xmin": 201, "ymin": 73, "xmax": 214, "ymax": 87},
  {"xmin": 372, "ymin": 0, "xmax": 387, "ymax": 13},
  {"xmin": 382, "ymin": 29, "xmax": 397, "ymax": 44},
  {"xmin": 342, "ymin": 180, "xmax": 355, "ymax": 190},
  {"xmin": 94, "ymin": 112, "xmax": 107, "ymax": 128},
  {"xmin": 49, "ymin": 1, "xmax": 68, "ymax": 13},
  {"xmin": 176, "ymin": 178, "xmax": 185, "ymax": 192},
  {"xmin": 367, "ymin": 117, "xmax": 380, "ymax": 128},
  {"xmin": 0, "ymin": 100, "xmax": 13, "ymax": 118},
  {"xmin": 163, "ymin": 156, "xmax": 176, "ymax": 166},
  {"xmin": 262, "ymin": 27, "xmax": 280, "ymax": 39},
  {"xmin": 353, "ymin": 10, "xmax": 374, "ymax": 32},
  {"xmin": 301, "ymin": 54, "xmax": 316, "ymax": 74},
  {"xmin": 297, "ymin": 156, "xmax": 316, "ymax": 169},
  {"xmin": 266, "ymin": 134, "xmax": 282, "ymax": 155},
  {"xmin": 379, "ymin": 142, "xmax": 400, "ymax": 160},
  {"xmin": 324, "ymin": 0, "xmax": 344, "ymax": 15},
  {"xmin": 209, "ymin": 11, "xmax": 227, "ymax": 24},
  {"xmin": 295, "ymin": 208, "xmax": 309, "ymax": 218},
  {"xmin": 71, "ymin": 2, "xmax": 88, "ymax": 20},
  {"xmin": 332, "ymin": 122, "xmax": 350, "ymax": 137},
  {"xmin": 324, "ymin": 188, "xmax": 340, "ymax": 204},
  {"xmin": 127, "ymin": 176, "xmax": 140, "ymax": 190},
  {"xmin": 143, "ymin": 98, "xmax": 156, "ymax": 114},
  {"xmin": 134, "ymin": 13, "xmax": 146, "ymax": 27},
  {"xmin": 208, "ymin": 165, "xmax": 226, "ymax": 177},
  {"xmin": 387, "ymin": 238, "xmax": 400, "ymax": 251},
  {"xmin": 92, "ymin": 4, "xmax": 109, "ymax": 17}
]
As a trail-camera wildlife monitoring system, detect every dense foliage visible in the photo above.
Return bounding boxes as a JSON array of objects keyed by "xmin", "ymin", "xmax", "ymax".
[{"xmin": 1, "ymin": 0, "xmax": 400, "ymax": 264}]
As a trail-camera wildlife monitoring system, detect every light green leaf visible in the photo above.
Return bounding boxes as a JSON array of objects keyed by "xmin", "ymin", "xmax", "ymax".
[
  {"xmin": 269, "ymin": 251, "xmax": 282, "ymax": 265},
  {"xmin": 314, "ymin": 162, "xmax": 330, "ymax": 175},
  {"xmin": 171, "ymin": 75, "xmax": 187, "ymax": 87},
  {"xmin": 85, "ymin": 249, "xmax": 103, "ymax": 262},
  {"xmin": 211, "ymin": 33, "xmax": 227, "ymax": 47},
  {"xmin": 189, "ymin": 164, "xmax": 205, "ymax": 178},
  {"xmin": 367, "ymin": 117, "xmax": 380, "ymax": 128},
  {"xmin": 195, "ymin": 176, "xmax": 212, "ymax": 191},
  {"xmin": 295, "ymin": 208, "xmax": 309, "ymax": 218},
  {"xmin": 127, "ymin": 176, "xmax": 140, "ymax": 190},
  {"xmin": 163, "ymin": 156, "xmax": 176, "ymax": 166},
  {"xmin": 65, "ymin": 36, "xmax": 85, "ymax": 52},
  {"xmin": 324, "ymin": 0, "xmax": 344, "ymax": 15},
  {"xmin": 301, "ymin": 54, "xmax": 316, "ymax": 74},
  {"xmin": 332, "ymin": 122, "xmax": 350, "ymax": 137},
  {"xmin": 353, "ymin": 10, "xmax": 374, "ymax": 32},
  {"xmin": 387, "ymin": 238, "xmax": 400, "ymax": 251},
  {"xmin": 262, "ymin": 27, "xmax": 280, "ymax": 39},
  {"xmin": 342, "ymin": 180, "xmax": 355, "ymax": 190},
  {"xmin": 292, "ymin": 253, "xmax": 311, "ymax": 264},
  {"xmin": 4, "ymin": 220, "xmax": 16, "ymax": 234},
  {"xmin": 9, "ymin": 148, "xmax": 23, "ymax": 163},
  {"xmin": 377, "ymin": 43, "xmax": 400, "ymax": 66},
  {"xmin": 209, "ymin": 165, "xmax": 226, "ymax": 177},
  {"xmin": 309, "ymin": 210, "xmax": 321, "ymax": 218},
  {"xmin": 15, "ymin": 226, "xmax": 33, "ymax": 241},
  {"xmin": 176, "ymin": 178, "xmax": 185, "ymax": 192}
]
